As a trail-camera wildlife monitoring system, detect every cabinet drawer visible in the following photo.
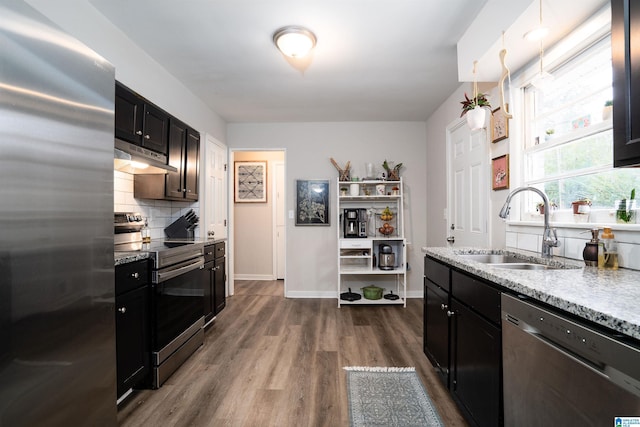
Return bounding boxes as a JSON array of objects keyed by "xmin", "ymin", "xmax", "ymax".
[
  {"xmin": 116, "ymin": 259, "xmax": 149, "ymax": 295},
  {"xmin": 425, "ymin": 256, "xmax": 450, "ymax": 292},
  {"xmin": 340, "ymin": 240, "xmax": 372, "ymax": 249},
  {"xmin": 451, "ymin": 270, "xmax": 500, "ymax": 325},
  {"xmin": 214, "ymin": 242, "xmax": 225, "ymax": 259}
]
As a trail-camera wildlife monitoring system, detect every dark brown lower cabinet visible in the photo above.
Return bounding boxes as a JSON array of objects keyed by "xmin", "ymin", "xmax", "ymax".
[
  {"xmin": 451, "ymin": 299, "xmax": 502, "ymax": 427},
  {"xmin": 115, "ymin": 260, "xmax": 150, "ymax": 400},
  {"xmin": 204, "ymin": 242, "xmax": 226, "ymax": 324},
  {"xmin": 423, "ymin": 256, "xmax": 503, "ymax": 427}
]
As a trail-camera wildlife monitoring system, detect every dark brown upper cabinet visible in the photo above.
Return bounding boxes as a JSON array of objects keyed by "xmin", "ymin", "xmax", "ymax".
[
  {"xmin": 612, "ymin": 0, "xmax": 640, "ymax": 167},
  {"xmin": 134, "ymin": 118, "xmax": 199, "ymax": 201},
  {"xmin": 115, "ymin": 82, "xmax": 169, "ymax": 155}
]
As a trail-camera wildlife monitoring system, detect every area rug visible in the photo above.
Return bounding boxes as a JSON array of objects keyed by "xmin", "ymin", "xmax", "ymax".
[{"xmin": 344, "ymin": 367, "xmax": 444, "ymax": 427}]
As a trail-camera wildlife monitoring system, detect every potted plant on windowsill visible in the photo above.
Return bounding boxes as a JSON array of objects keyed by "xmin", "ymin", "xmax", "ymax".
[
  {"xmin": 571, "ymin": 197, "xmax": 592, "ymax": 215},
  {"xmin": 536, "ymin": 201, "xmax": 557, "ymax": 215},
  {"xmin": 460, "ymin": 92, "xmax": 492, "ymax": 130},
  {"xmin": 603, "ymin": 100, "xmax": 613, "ymax": 121},
  {"xmin": 616, "ymin": 189, "xmax": 636, "ymax": 223}
]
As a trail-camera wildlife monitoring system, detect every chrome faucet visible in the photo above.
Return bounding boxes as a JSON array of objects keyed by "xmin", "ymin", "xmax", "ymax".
[{"xmin": 499, "ymin": 186, "xmax": 559, "ymax": 258}]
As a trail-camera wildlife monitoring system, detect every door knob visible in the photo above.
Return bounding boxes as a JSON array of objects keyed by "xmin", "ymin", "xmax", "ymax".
[
  {"xmin": 446, "ymin": 236, "xmax": 455, "ymax": 243},
  {"xmin": 440, "ymin": 303, "xmax": 448, "ymax": 310},
  {"xmin": 118, "ymin": 307, "xmax": 126, "ymax": 314}
]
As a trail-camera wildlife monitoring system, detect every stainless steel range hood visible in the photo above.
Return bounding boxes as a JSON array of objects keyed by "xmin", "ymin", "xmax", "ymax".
[{"xmin": 114, "ymin": 139, "xmax": 177, "ymax": 174}]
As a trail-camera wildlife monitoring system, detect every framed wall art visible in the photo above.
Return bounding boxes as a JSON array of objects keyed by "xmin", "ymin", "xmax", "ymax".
[
  {"xmin": 492, "ymin": 154, "xmax": 509, "ymax": 190},
  {"xmin": 235, "ymin": 161, "xmax": 267, "ymax": 202},
  {"xmin": 491, "ymin": 106, "xmax": 509, "ymax": 143},
  {"xmin": 295, "ymin": 180, "xmax": 330, "ymax": 226}
]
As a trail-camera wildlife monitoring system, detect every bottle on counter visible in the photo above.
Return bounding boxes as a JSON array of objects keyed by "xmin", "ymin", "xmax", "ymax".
[
  {"xmin": 598, "ymin": 227, "xmax": 618, "ymax": 270},
  {"xmin": 141, "ymin": 217, "xmax": 151, "ymax": 243},
  {"xmin": 583, "ymin": 228, "xmax": 600, "ymax": 267}
]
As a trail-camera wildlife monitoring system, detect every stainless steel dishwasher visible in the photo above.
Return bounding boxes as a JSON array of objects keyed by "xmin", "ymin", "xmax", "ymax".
[{"xmin": 501, "ymin": 293, "xmax": 640, "ymax": 426}]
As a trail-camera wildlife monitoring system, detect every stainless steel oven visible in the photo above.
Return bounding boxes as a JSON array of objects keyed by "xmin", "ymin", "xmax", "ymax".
[
  {"xmin": 148, "ymin": 242, "xmax": 205, "ymax": 389},
  {"xmin": 114, "ymin": 213, "xmax": 206, "ymax": 389}
]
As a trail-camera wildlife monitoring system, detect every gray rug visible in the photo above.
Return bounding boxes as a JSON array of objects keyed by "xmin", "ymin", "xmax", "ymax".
[{"xmin": 344, "ymin": 367, "xmax": 444, "ymax": 427}]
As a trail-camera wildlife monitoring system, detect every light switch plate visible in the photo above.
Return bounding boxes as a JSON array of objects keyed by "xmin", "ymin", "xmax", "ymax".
[{"xmin": 288, "ymin": 210, "xmax": 294, "ymax": 219}]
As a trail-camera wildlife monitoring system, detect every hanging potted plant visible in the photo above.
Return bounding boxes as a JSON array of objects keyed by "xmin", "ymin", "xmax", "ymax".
[{"xmin": 460, "ymin": 92, "xmax": 492, "ymax": 130}]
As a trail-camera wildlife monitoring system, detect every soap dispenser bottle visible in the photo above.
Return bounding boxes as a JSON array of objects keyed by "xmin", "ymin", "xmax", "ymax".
[
  {"xmin": 598, "ymin": 227, "xmax": 618, "ymax": 270},
  {"xmin": 583, "ymin": 228, "xmax": 599, "ymax": 267}
]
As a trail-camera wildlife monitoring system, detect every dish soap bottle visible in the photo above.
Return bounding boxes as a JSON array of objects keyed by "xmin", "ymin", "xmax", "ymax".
[
  {"xmin": 598, "ymin": 227, "xmax": 618, "ymax": 270},
  {"xmin": 583, "ymin": 228, "xmax": 599, "ymax": 267}
]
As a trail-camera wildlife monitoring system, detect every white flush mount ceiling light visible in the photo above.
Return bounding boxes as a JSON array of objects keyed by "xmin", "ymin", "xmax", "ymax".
[{"xmin": 273, "ymin": 26, "xmax": 317, "ymax": 58}]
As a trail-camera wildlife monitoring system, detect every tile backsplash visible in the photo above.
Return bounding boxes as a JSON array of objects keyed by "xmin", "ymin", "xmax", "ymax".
[
  {"xmin": 114, "ymin": 171, "xmax": 200, "ymax": 240},
  {"xmin": 506, "ymin": 223, "xmax": 640, "ymax": 270}
]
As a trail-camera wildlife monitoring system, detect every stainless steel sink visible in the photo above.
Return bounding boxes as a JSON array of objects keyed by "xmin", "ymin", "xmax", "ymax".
[
  {"xmin": 489, "ymin": 263, "xmax": 556, "ymax": 270},
  {"xmin": 458, "ymin": 254, "xmax": 526, "ymax": 264},
  {"xmin": 457, "ymin": 252, "xmax": 575, "ymax": 270}
]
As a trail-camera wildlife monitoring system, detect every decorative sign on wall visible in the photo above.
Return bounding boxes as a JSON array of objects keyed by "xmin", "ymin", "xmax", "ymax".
[
  {"xmin": 491, "ymin": 106, "xmax": 509, "ymax": 143},
  {"xmin": 492, "ymin": 154, "xmax": 509, "ymax": 190},
  {"xmin": 295, "ymin": 179, "xmax": 330, "ymax": 226},
  {"xmin": 235, "ymin": 161, "xmax": 267, "ymax": 202}
]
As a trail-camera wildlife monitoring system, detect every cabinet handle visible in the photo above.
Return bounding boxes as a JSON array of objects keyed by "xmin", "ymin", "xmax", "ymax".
[
  {"xmin": 144, "ymin": 134, "xmax": 150, "ymax": 139},
  {"xmin": 131, "ymin": 272, "xmax": 139, "ymax": 279},
  {"xmin": 206, "ymin": 251, "xmax": 214, "ymax": 256},
  {"xmin": 440, "ymin": 303, "xmax": 448, "ymax": 311},
  {"xmin": 447, "ymin": 310, "xmax": 455, "ymax": 317},
  {"xmin": 187, "ymin": 189, "xmax": 192, "ymax": 193},
  {"xmin": 118, "ymin": 307, "xmax": 126, "ymax": 314},
  {"xmin": 135, "ymin": 130, "xmax": 143, "ymax": 135}
]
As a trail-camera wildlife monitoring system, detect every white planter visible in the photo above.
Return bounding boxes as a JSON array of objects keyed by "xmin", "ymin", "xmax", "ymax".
[{"xmin": 466, "ymin": 107, "xmax": 486, "ymax": 130}]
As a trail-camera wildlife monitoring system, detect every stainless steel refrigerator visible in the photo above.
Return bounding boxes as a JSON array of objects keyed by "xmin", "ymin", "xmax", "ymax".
[{"xmin": 0, "ymin": 0, "xmax": 117, "ymax": 424}]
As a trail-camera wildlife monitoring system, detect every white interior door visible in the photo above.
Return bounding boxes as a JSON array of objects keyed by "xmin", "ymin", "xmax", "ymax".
[
  {"xmin": 206, "ymin": 136, "xmax": 227, "ymax": 240},
  {"xmin": 446, "ymin": 119, "xmax": 489, "ymax": 247},
  {"xmin": 274, "ymin": 161, "xmax": 285, "ymax": 279}
]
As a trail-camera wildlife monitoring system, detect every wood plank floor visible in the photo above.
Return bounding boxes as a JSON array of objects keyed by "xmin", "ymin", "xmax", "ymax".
[{"xmin": 117, "ymin": 280, "xmax": 468, "ymax": 427}]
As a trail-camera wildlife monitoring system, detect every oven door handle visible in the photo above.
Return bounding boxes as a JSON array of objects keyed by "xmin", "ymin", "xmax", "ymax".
[{"xmin": 155, "ymin": 257, "xmax": 204, "ymax": 283}]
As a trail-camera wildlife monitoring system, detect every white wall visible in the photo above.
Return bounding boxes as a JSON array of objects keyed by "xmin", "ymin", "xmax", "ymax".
[
  {"xmin": 26, "ymin": 0, "xmax": 226, "ymax": 143},
  {"xmin": 26, "ymin": 0, "xmax": 227, "ymax": 238},
  {"xmin": 228, "ymin": 122, "xmax": 427, "ymax": 298}
]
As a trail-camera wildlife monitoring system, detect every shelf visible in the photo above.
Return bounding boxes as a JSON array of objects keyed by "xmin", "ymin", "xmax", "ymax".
[
  {"xmin": 339, "ymin": 298, "xmax": 405, "ymax": 306},
  {"xmin": 339, "ymin": 268, "xmax": 406, "ymax": 274},
  {"xmin": 337, "ymin": 177, "xmax": 406, "ymax": 307}
]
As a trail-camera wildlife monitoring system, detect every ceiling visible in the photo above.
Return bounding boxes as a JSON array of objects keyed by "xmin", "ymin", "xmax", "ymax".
[{"xmin": 88, "ymin": 0, "xmax": 606, "ymax": 123}]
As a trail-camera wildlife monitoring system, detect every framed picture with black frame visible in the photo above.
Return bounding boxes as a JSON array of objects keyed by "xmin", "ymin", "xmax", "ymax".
[{"xmin": 295, "ymin": 179, "xmax": 330, "ymax": 226}]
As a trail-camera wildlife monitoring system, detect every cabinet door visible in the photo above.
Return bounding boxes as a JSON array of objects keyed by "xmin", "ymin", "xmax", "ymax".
[
  {"xmin": 142, "ymin": 103, "xmax": 169, "ymax": 155},
  {"xmin": 451, "ymin": 299, "xmax": 502, "ymax": 427},
  {"xmin": 116, "ymin": 286, "xmax": 149, "ymax": 398},
  {"xmin": 184, "ymin": 128, "xmax": 200, "ymax": 201},
  {"xmin": 166, "ymin": 119, "xmax": 187, "ymax": 199},
  {"xmin": 613, "ymin": 0, "xmax": 640, "ymax": 167},
  {"xmin": 115, "ymin": 83, "xmax": 144, "ymax": 145},
  {"xmin": 424, "ymin": 279, "xmax": 450, "ymax": 386},
  {"xmin": 203, "ymin": 260, "xmax": 214, "ymax": 324},
  {"xmin": 213, "ymin": 256, "xmax": 226, "ymax": 314}
]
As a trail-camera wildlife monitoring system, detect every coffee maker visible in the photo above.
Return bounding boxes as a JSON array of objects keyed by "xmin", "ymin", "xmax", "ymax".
[{"xmin": 343, "ymin": 208, "xmax": 367, "ymax": 238}]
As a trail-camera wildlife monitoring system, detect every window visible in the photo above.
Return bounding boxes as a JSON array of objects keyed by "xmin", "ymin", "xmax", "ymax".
[{"xmin": 522, "ymin": 35, "xmax": 640, "ymax": 221}]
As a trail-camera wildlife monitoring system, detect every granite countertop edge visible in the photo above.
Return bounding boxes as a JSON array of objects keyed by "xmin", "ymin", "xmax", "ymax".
[
  {"xmin": 422, "ymin": 246, "xmax": 640, "ymax": 341},
  {"xmin": 115, "ymin": 251, "xmax": 150, "ymax": 266}
]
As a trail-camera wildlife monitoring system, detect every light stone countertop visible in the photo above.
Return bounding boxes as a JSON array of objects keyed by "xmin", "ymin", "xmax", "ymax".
[{"xmin": 422, "ymin": 247, "xmax": 640, "ymax": 341}]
